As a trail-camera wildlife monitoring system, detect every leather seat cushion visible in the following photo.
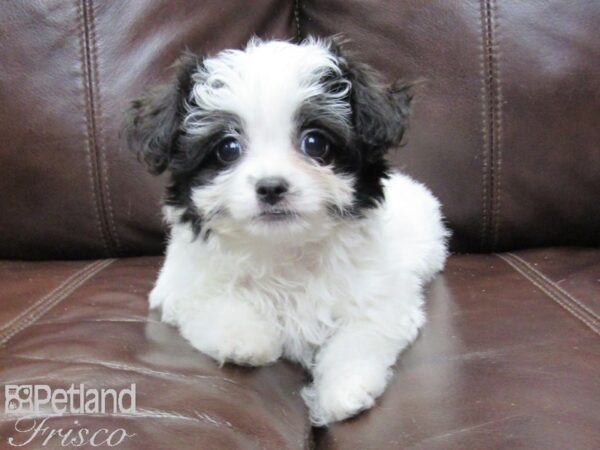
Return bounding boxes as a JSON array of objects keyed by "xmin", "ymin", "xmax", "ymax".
[{"xmin": 1, "ymin": 249, "xmax": 598, "ymax": 449}]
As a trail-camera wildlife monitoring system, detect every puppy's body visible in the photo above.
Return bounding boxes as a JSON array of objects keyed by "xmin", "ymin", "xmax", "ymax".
[
  {"xmin": 152, "ymin": 173, "xmax": 446, "ymax": 424},
  {"xmin": 126, "ymin": 38, "xmax": 448, "ymax": 425}
]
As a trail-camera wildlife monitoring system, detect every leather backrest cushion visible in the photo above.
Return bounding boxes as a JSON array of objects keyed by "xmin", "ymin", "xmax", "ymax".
[
  {"xmin": 303, "ymin": 0, "xmax": 600, "ymax": 252},
  {"xmin": 0, "ymin": 0, "xmax": 295, "ymax": 259},
  {"xmin": 1, "ymin": 0, "xmax": 598, "ymax": 258}
]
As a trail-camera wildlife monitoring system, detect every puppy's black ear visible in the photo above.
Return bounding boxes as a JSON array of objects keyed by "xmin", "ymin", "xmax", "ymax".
[
  {"xmin": 124, "ymin": 54, "xmax": 199, "ymax": 174},
  {"xmin": 329, "ymin": 39, "xmax": 412, "ymax": 158}
]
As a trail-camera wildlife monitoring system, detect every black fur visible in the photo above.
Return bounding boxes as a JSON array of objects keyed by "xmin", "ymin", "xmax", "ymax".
[
  {"xmin": 124, "ymin": 38, "xmax": 412, "ymax": 235},
  {"xmin": 124, "ymin": 55, "xmax": 240, "ymax": 237},
  {"xmin": 322, "ymin": 37, "xmax": 412, "ymax": 214},
  {"xmin": 124, "ymin": 53, "xmax": 199, "ymax": 175}
]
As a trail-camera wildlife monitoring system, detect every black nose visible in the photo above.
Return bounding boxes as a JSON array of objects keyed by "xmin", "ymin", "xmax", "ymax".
[{"xmin": 256, "ymin": 177, "xmax": 289, "ymax": 205}]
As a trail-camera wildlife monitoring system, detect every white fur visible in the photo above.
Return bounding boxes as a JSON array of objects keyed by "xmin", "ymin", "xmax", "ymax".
[
  {"xmin": 152, "ymin": 174, "xmax": 448, "ymax": 425},
  {"xmin": 149, "ymin": 39, "xmax": 449, "ymax": 425},
  {"xmin": 185, "ymin": 37, "xmax": 351, "ymax": 139}
]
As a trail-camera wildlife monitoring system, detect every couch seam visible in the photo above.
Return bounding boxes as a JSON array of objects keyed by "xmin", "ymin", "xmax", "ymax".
[
  {"xmin": 490, "ymin": 0, "xmax": 503, "ymax": 250},
  {"xmin": 506, "ymin": 253, "xmax": 600, "ymax": 322},
  {"xmin": 7, "ymin": 354, "xmax": 243, "ymax": 387},
  {"xmin": 77, "ymin": 0, "xmax": 110, "ymax": 256},
  {"xmin": 87, "ymin": 0, "xmax": 122, "ymax": 255},
  {"xmin": 0, "ymin": 408, "xmax": 231, "ymax": 428},
  {"xmin": 294, "ymin": 0, "xmax": 302, "ymax": 41},
  {"xmin": 478, "ymin": 0, "xmax": 491, "ymax": 251},
  {"xmin": 496, "ymin": 253, "xmax": 600, "ymax": 337},
  {"xmin": 78, "ymin": 0, "xmax": 119, "ymax": 256},
  {"xmin": 479, "ymin": 0, "xmax": 502, "ymax": 252},
  {"xmin": 0, "ymin": 259, "xmax": 116, "ymax": 347},
  {"xmin": 0, "ymin": 262, "xmax": 104, "ymax": 335},
  {"xmin": 3, "ymin": 354, "xmax": 304, "ymax": 443}
]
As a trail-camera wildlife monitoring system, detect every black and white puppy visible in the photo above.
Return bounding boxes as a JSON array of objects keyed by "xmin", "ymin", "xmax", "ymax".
[{"xmin": 125, "ymin": 37, "xmax": 448, "ymax": 425}]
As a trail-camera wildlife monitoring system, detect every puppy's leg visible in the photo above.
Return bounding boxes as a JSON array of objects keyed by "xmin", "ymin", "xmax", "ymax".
[
  {"xmin": 178, "ymin": 298, "xmax": 282, "ymax": 367},
  {"xmin": 302, "ymin": 310, "xmax": 424, "ymax": 425}
]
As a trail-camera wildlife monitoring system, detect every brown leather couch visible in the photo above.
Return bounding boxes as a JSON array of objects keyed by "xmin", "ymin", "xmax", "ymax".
[{"xmin": 1, "ymin": 1, "xmax": 599, "ymax": 448}]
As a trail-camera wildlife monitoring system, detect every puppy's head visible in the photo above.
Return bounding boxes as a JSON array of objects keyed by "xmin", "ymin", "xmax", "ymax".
[{"xmin": 125, "ymin": 37, "xmax": 411, "ymax": 244}]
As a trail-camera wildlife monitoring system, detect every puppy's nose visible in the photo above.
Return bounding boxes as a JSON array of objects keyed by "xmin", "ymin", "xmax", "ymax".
[{"xmin": 256, "ymin": 177, "xmax": 289, "ymax": 205}]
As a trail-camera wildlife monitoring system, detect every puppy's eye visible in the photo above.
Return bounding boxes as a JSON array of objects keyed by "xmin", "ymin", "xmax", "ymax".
[
  {"xmin": 301, "ymin": 131, "xmax": 330, "ymax": 160},
  {"xmin": 216, "ymin": 137, "xmax": 242, "ymax": 163}
]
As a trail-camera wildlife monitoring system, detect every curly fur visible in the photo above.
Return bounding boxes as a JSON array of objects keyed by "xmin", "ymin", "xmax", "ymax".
[{"xmin": 125, "ymin": 37, "xmax": 449, "ymax": 426}]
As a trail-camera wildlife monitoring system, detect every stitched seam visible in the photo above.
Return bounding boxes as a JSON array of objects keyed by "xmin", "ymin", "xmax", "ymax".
[
  {"xmin": 77, "ymin": 0, "xmax": 110, "ymax": 256},
  {"xmin": 0, "ymin": 261, "xmax": 104, "ymax": 335},
  {"xmin": 0, "ymin": 409, "xmax": 251, "ymax": 436},
  {"xmin": 7, "ymin": 354, "xmax": 242, "ymax": 386},
  {"xmin": 500, "ymin": 253, "xmax": 600, "ymax": 331},
  {"xmin": 0, "ymin": 408, "xmax": 225, "ymax": 426},
  {"xmin": 497, "ymin": 254, "xmax": 600, "ymax": 337},
  {"xmin": 294, "ymin": 0, "xmax": 301, "ymax": 41},
  {"xmin": 507, "ymin": 253, "xmax": 600, "ymax": 322},
  {"xmin": 499, "ymin": 254, "xmax": 600, "ymax": 336},
  {"xmin": 0, "ymin": 260, "xmax": 115, "ymax": 346},
  {"xmin": 0, "ymin": 259, "xmax": 116, "ymax": 347},
  {"xmin": 82, "ymin": 0, "xmax": 117, "ymax": 254},
  {"xmin": 36, "ymin": 318, "xmax": 163, "ymax": 325},
  {"xmin": 79, "ymin": 0, "xmax": 117, "ymax": 256},
  {"xmin": 479, "ymin": 0, "xmax": 502, "ymax": 251},
  {"xmin": 478, "ymin": 0, "xmax": 492, "ymax": 251},
  {"xmin": 490, "ymin": 0, "xmax": 503, "ymax": 249},
  {"xmin": 87, "ymin": 0, "xmax": 122, "ymax": 254},
  {"xmin": 504, "ymin": 253, "xmax": 600, "ymax": 324},
  {"xmin": 0, "ymin": 260, "xmax": 112, "ymax": 345}
]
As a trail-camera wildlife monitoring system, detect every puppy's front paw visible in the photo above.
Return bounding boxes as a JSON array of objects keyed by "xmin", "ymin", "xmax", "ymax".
[
  {"xmin": 148, "ymin": 289, "xmax": 179, "ymax": 326},
  {"xmin": 302, "ymin": 365, "xmax": 390, "ymax": 426},
  {"xmin": 148, "ymin": 287, "xmax": 165, "ymax": 309},
  {"xmin": 214, "ymin": 328, "xmax": 282, "ymax": 366},
  {"xmin": 181, "ymin": 314, "xmax": 282, "ymax": 367}
]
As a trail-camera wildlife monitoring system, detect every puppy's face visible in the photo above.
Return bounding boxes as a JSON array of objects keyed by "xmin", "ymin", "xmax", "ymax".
[{"xmin": 126, "ymin": 38, "xmax": 411, "ymax": 244}]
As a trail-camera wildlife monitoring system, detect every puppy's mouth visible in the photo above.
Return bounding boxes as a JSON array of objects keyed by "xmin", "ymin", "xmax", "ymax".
[{"xmin": 256, "ymin": 207, "xmax": 299, "ymax": 222}]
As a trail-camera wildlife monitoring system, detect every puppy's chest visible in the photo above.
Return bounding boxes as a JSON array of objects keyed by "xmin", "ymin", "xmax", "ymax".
[
  {"xmin": 238, "ymin": 258, "xmax": 348, "ymax": 346},
  {"xmin": 239, "ymin": 261, "xmax": 344, "ymax": 313}
]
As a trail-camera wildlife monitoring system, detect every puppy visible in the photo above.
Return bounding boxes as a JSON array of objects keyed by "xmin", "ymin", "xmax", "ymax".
[{"xmin": 125, "ymin": 37, "xmax": 448, "ymax": 425}]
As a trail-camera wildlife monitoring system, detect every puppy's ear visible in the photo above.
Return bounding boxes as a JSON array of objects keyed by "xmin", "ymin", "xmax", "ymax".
[
  {"xmin": 329, "ymin": 39, "xmax": 412, "ymax": 158},
  {"xmin": 124, "ymin": 54, "xmax": 199, "ymax": 175}
]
